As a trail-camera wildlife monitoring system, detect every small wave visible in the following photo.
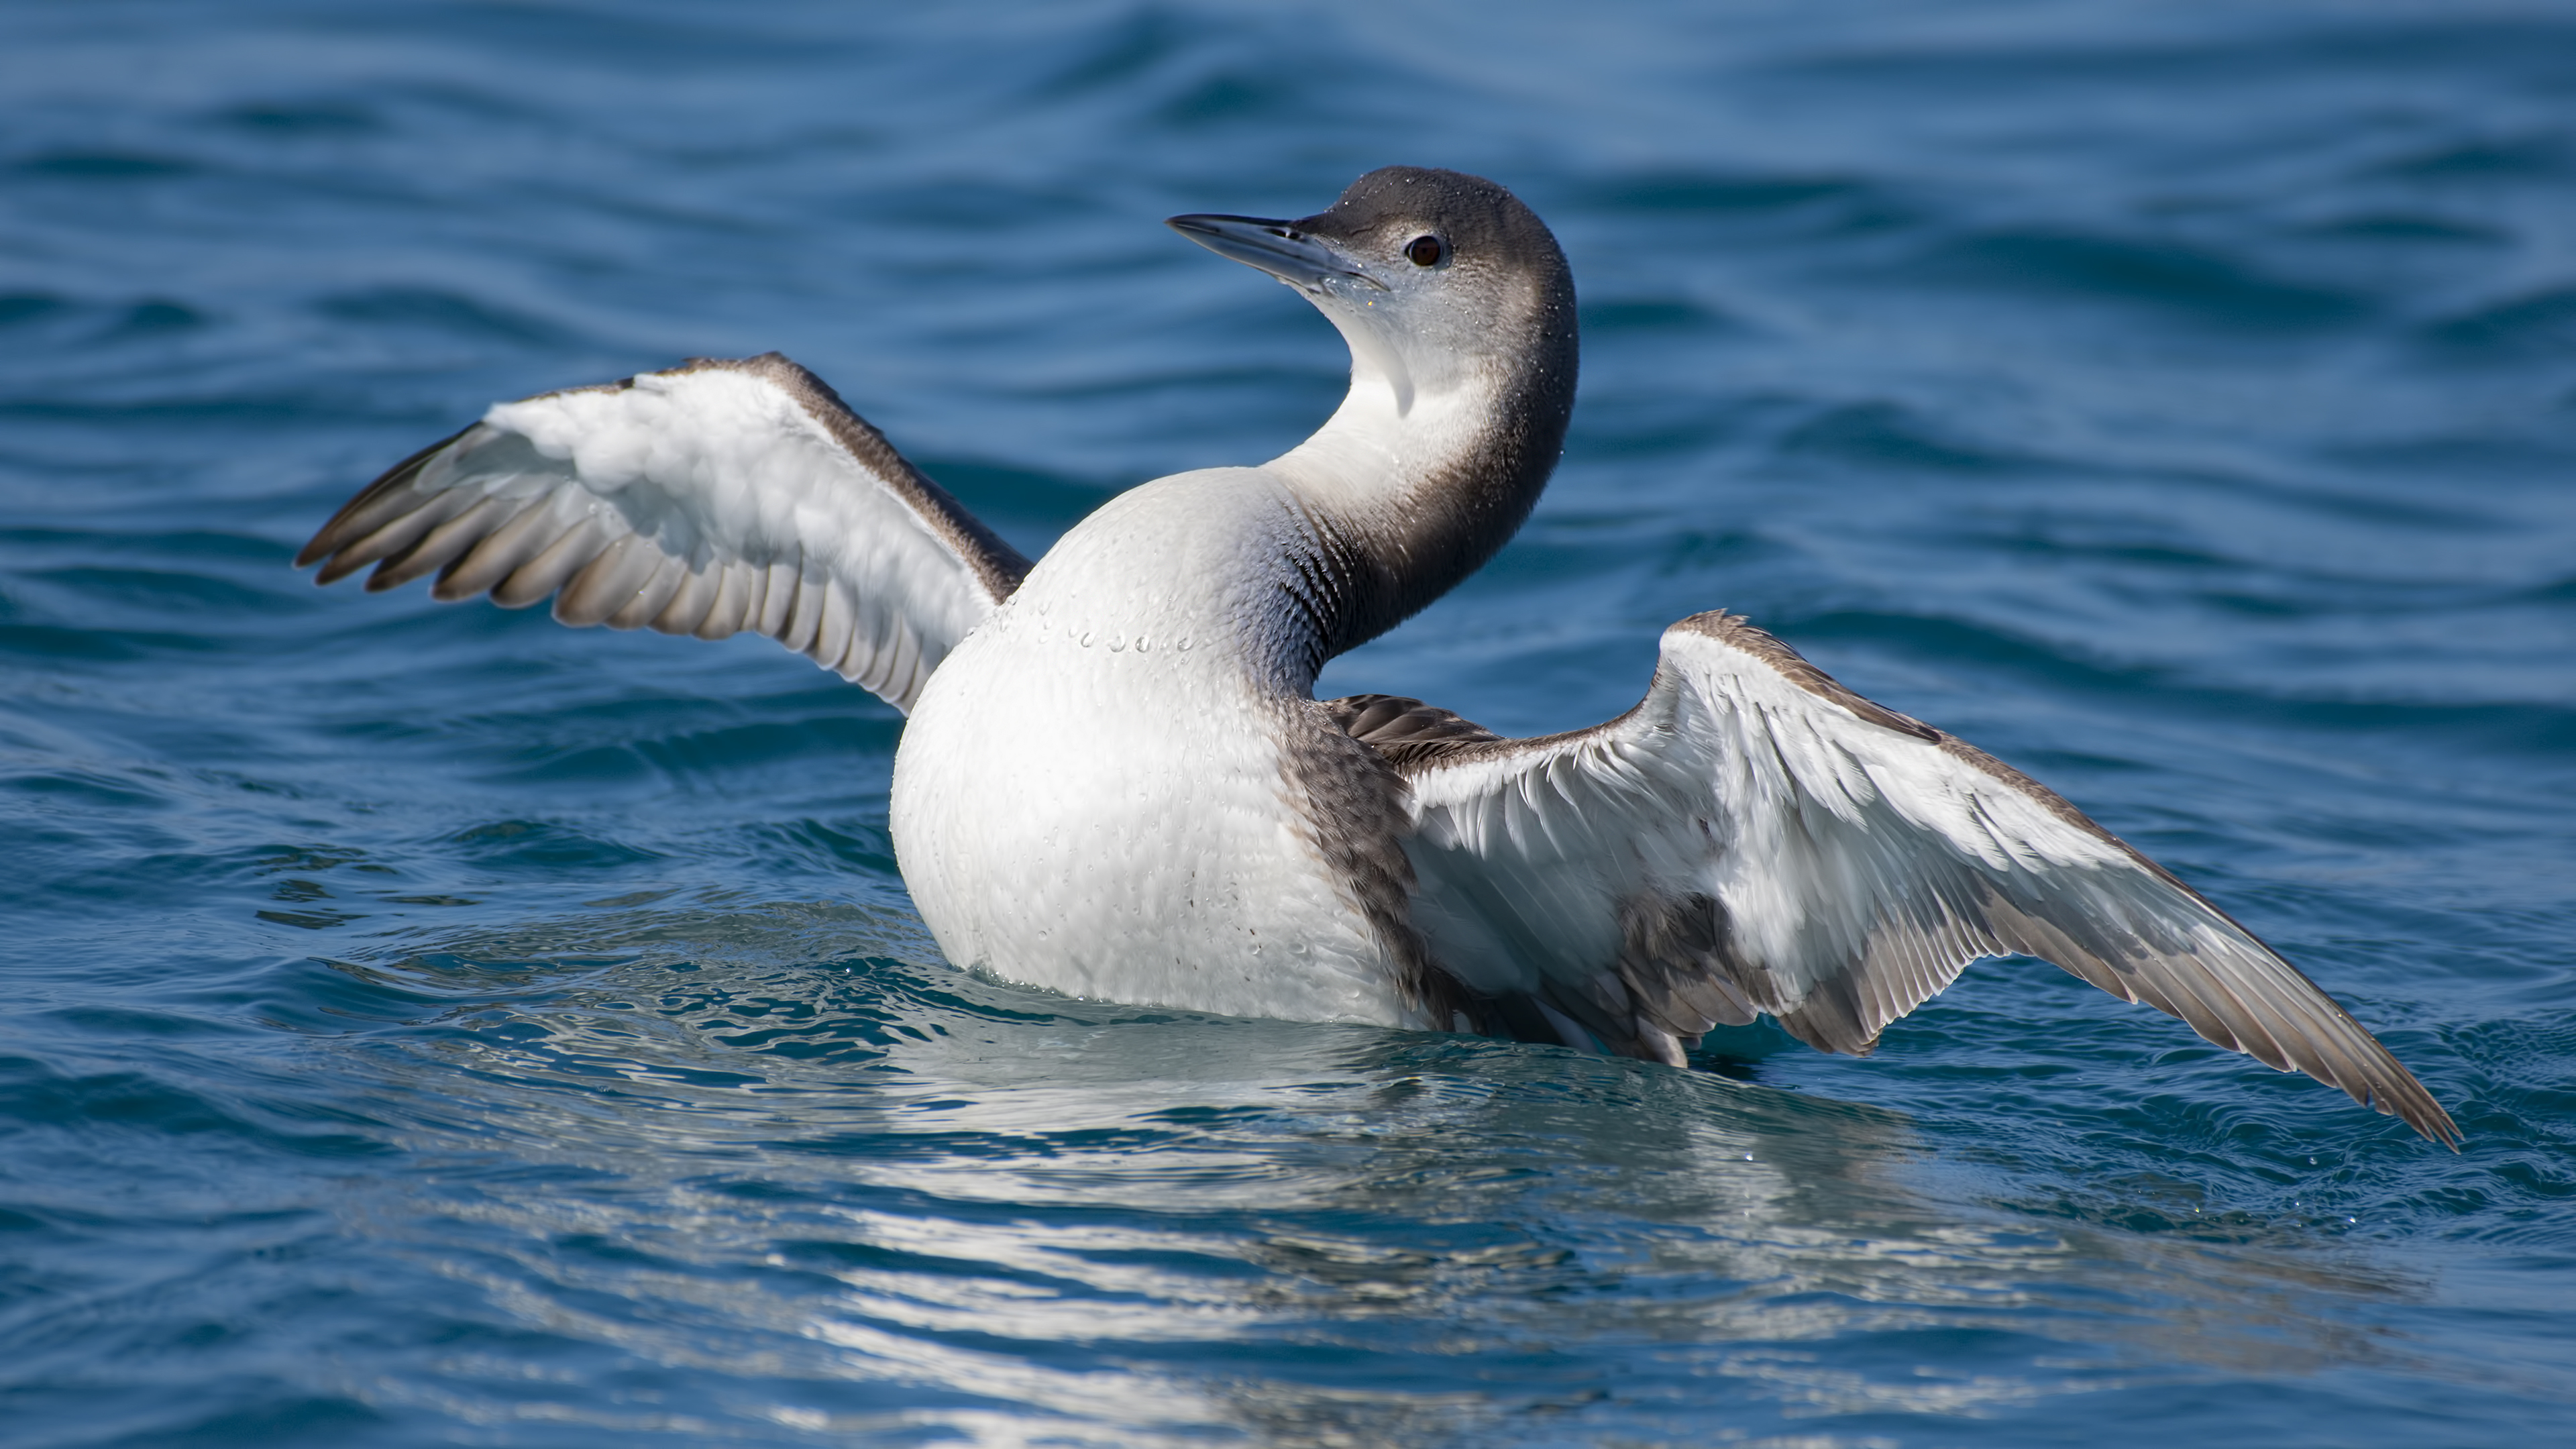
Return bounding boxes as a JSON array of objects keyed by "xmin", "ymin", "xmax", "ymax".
[{"xmin": 1907, "ymin": 228, "xmax": 2374, "ymax": 334}]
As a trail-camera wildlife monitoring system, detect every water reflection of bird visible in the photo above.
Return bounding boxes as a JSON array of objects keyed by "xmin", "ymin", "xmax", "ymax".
[{"xmin": 299, "ymin": 166, "xmax": 2455, "ymax": 1146}]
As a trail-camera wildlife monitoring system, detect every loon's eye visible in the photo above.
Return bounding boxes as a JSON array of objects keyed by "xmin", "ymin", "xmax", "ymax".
[{"xmin": 1405, "ymin": 235, "xmax": 1445, "ymax": 267}]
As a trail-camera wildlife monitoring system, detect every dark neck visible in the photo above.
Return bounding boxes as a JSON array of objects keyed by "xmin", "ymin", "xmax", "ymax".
[{"xmin": 1266, "ymin": 297, "xmax": 1578, "ymax": 684}]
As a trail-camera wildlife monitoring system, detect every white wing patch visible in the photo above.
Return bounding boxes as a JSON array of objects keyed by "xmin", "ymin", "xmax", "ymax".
[
  {"xmin": 299, "ymin": 354, "xmax": 1028, "ymax": 712},
  {"xmin": 1393, "ymin": 611, "xmax": 2457, "ymax": 1145}
]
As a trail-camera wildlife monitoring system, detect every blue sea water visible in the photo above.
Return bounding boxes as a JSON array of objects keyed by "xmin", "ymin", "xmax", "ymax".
[{"xmin": 3, "ymin": 1, "xmax": 2573, "ymax": 1443}]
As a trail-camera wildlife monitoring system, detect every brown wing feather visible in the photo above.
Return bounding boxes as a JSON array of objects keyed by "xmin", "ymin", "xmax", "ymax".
[{"xmin": 1382, "ymin": 612, "xmax": 2461, "ymax": 1146}]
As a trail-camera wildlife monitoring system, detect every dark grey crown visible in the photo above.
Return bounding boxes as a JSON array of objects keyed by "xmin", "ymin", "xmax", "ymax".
[{"xmin": 1301, "ymin": 167, "xmax": 1571, "ymax": 293}]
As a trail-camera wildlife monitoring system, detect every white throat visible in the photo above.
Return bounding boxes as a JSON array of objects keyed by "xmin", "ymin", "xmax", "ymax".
[{"xmin": 1265, "ymin": 347, "xmax": 1499, "ymax": 526}]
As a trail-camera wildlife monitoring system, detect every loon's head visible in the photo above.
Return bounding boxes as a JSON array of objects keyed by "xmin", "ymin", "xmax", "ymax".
[
  {"xmin": 1167, "ymin": 166, "xmax": 1576, "ymax": 417},
  {"xmin": 1165, "ymin": 167, "xmax": 1581, "ymax": 657}
]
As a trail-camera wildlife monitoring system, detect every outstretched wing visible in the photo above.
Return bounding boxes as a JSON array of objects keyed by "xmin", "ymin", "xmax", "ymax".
[
  {"xmin": 297, "ymin": 353, "xmax": 1030, "ymax": 712},
  {"xmin": 1374, "ymin": 610, "xmax": 2457, "ymax": 1145}
]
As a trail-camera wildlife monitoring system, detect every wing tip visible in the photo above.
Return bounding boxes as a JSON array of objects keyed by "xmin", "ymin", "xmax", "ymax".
[
  {"xmin": 296, "ymin": 423, "xmax": 485, "ymax": 582},
  {"xmin": 2371, "ymin": 1078, "xmax": 2463, "ymax": 1150}
]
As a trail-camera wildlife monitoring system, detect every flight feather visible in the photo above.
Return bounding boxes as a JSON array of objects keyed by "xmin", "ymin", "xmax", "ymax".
[
  {"xmin": 1379, "ymin": 611, "xmax": 2458, "ymax": 1145},
  {"xmin": 297, "ymin": 354, "xmax": 1028, "ymax": 712}
]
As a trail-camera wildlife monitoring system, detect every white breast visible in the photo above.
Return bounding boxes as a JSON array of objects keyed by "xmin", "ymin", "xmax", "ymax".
[{"xmin": 888, "ymin": 468, "xmax": 1410, "ymax": 1026}]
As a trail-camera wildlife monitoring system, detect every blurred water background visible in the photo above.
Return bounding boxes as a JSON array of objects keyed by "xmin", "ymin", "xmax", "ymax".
[{"xmin": 4, "ymin": 1, "xmax": 2573, "ymax": 1444}]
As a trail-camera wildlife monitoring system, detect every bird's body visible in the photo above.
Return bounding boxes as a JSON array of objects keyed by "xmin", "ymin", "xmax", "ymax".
[
  {"xmin": 896, "ymin": 467, "xmax": 1412, "ymax": 1026},
  {"xmin": 299, "ymin": 167, "xmax": 2459, "ymax": 1146}
]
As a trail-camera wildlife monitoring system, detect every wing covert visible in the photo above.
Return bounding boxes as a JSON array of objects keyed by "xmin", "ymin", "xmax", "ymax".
[
  {"xmin": 1385, "ymin": 610, "xmax": 2458, "ymax": 1145},
  {"xmin": 297, "ymin": 353, "xmax": 1030, "ymax": 712}
]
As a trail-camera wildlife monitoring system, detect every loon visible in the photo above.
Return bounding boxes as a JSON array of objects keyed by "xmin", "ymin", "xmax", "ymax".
[{"xmin": 299, "ymin": 166, "xmax": 2457, "ymax": 1146}]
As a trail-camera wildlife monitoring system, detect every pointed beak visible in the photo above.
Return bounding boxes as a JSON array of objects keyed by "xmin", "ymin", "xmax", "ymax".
[{"xmin": 1165, "ymin": 213, "xmax": 1388, "ymax": 292}]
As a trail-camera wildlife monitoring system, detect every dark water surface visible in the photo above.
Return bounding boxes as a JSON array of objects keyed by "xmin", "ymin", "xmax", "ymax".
[{"xmin": 4, "ymin": 2, "xmax": 2572, "ymax": 1444}]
